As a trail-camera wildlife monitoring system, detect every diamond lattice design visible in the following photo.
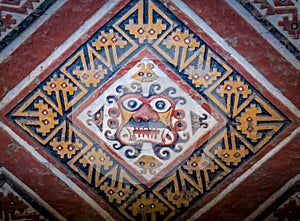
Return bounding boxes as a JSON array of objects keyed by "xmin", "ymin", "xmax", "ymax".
[{"xmin": 5, "ymin": 0, "xmax": 290, "ymax": 220}]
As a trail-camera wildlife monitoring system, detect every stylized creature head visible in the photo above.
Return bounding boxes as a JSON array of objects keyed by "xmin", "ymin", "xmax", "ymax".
[{"xmin": 115, "ymin": 93, "xmax": 179, "ymax": 146}]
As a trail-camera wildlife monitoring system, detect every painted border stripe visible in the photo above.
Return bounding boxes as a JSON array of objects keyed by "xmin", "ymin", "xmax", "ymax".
[
  {"xmin": 0, "ymin": 0, "xmax": 121, "ymax": 110},
  {"xmin": 0, "ymin": 167, "xmax": 67, "ymax": 221},
  {"xmin": 0, "ymin": 0, "xmax": 66, "ymax": 62},
  {"xmin": 245, "ymin": 174, "xmax": 300, "ymax": 220},
  {"xmin": 225, "ymin": 0, "xmax": 300, "ymax": 70},
  {"xmin": 188, "ymin": 126, "xmax": 300, "ymax": 220},
  {"xmin": 0, "ymin": 121, "xmax": 115, "ymax": 221}
]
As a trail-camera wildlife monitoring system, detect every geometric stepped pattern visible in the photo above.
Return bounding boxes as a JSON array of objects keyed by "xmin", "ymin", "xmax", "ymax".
[{"xmin": 6, "ymin": 0, "xmax": 290, "ymax": 220}]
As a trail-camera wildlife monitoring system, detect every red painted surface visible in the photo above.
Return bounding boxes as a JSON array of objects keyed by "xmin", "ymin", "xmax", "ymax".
[
  {"xmin": 0, "ymin": 129, "xmax": 110, "ymax": 221},
  {"xmin": 192, "ymin": 133, "xmax": 300, "ymax": 221},
  {"xmin": 0, "ymin": 0, "xmax": 299, "ymax": 220},
  {"xmin": 0, "ymin": 0, "xmax": 131, "ymax": 101}
]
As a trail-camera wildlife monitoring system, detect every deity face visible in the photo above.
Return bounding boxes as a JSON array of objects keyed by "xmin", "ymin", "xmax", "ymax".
[{"xmin": 115, "ymin": 93, "xmax": 178, "ymax": 146}]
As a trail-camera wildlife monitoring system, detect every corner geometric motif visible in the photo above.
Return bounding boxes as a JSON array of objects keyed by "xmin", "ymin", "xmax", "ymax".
[
  {"xmin": 49, "ymin": 122, "xmax": 89, "ymax": 159},
  {"xmin": 69, "ymin": 146, "xmax": 113, "ymax": 185},
  {"xmin": 184, "ymin": 150, "xmax": 229, "ymax": 191},
  {"xmin": 128, "ymin": 193, "xmax": 169, "ymax": 220},
  {"xmin": 155, "ymin": 169, "xmax": 202, "ymax": 209},
  {"xmin": 184, "ymin": 48, "xmax": 223, "ymax": 88},
  {"xmin": 60, "ymin": 47, "xmax": 110, "ymax": 88},
  {"xmin": 92, "ymin": 29, "xmax": 129, "ymax": 70},
  {"xmin": 124, "ymin": 0, "xmax": 167, "ymax": 44},
  {"xmin": 11, "ymin": 91, "xmax": 61, "ymax": 145},
  {"xmin": 43, "ymin": 74, "xmax": 83, "ymax": 114},
  {"xmin": 155, "ymin": 27, "xmax": 201, "ymax": 72},
  {"xmin": 214, "ymin": 127, "xmax": 249, "ymax": 166},
  {"xmin": 235, "ymin": 96, "xmax": 286, "ymax": 153},
  {"xmin": 210, "ymin": 75, "xmax": 253, "ymax": 117},
  {"xmin": 115, "ymin": 0, "xmax": 172, "ymax": 45}
]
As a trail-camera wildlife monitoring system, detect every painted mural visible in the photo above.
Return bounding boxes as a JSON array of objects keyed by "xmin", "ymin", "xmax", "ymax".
[{"xmin": 2, "ymin": 0, "xmax": 296, "ymax": 220}]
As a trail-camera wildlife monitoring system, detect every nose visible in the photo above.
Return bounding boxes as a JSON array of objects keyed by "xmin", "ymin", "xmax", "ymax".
[{"xmin": 132, "ymin": 104, "xmax": 160, "ymax": 122}]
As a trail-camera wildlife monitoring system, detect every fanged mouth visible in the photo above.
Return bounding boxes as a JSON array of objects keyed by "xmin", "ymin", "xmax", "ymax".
[
  {"xmin": 118, "ymin": 126, "xmax": 176, "ymax": 146},
  {"xmin": 133, "ymin": 127, "xmax": 160, "ymax": 139}
]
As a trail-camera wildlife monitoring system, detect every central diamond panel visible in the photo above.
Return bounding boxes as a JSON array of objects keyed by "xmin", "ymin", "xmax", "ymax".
[{"xmin": 74, "ymin": 56, "xmax": 218, "ymax": 183}]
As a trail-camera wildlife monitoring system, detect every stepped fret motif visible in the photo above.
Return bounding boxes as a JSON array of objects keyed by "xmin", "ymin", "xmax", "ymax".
[{"xmin": 6, "ymin": 0, "xmax": 290, "ymax": 220}]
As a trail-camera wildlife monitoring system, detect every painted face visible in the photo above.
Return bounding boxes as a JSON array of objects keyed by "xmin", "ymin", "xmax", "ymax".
[
  {"xmin": 115, "ymin": 93, "xmax": 178, "ymax": 146},
  {"xmin": 134, "ymin": 155, "xmax": 163, "ymax": 175}
]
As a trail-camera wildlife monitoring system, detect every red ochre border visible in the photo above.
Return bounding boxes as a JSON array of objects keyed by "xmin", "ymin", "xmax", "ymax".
[
  {"xmin": 0, "ymin": 0, "xmax": 132, "ymax": 116},
  {"xmin": 69, "ymin": 47, "xmax": 227, "ymax": 187},
  {"xmin": 0, "ymin": 129, "xmax": 123, "ymax": 220},
  {"xmin": 180, "ymin": 132, "xmax": 300, "ymax": 221},
  {"xmin": 0, "ymin": 0, "xmax": 299, "ymax": 220}
]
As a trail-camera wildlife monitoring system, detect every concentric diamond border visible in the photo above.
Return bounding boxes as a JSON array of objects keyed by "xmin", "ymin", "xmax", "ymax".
[
  {"xmin": 70, "ymin": 48, "xmax": 225, "ymax": 186},
  {"xmin": 0, "ymin": 0, "xmax": 298, "ymax": 221}
]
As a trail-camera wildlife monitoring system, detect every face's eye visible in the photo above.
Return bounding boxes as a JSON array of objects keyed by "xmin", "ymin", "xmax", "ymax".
[
  {"xmin": 122, "ymin": 98, "xmax": 143, "ymax": 112},
  {"xmin": 150, "ymin": 98, "xmax": 172, "ymax": 113}
]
